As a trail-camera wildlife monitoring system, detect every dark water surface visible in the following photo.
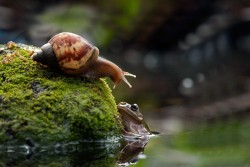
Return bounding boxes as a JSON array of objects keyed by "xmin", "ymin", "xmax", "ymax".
[
  {"xmin": 138, "ymin": 119, "xmax": 250, "ymax": 167},
  {"xmin": 1, "ymin": 118, "xmax": 249, "ymax": 167},
  {"xmin": 0, "ymin": 139, "xmax": 120, "ymax": 167}
]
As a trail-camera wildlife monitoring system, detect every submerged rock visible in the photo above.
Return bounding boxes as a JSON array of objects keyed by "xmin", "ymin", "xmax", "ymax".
[{"xmin": 0, "ymin": 42, "xmax": 120, "ymax": 144}]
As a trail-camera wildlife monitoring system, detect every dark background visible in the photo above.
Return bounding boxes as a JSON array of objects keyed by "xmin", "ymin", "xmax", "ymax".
[{"xmin": 1, "ymin": 0, "xmax": 250, "ymax": 122}]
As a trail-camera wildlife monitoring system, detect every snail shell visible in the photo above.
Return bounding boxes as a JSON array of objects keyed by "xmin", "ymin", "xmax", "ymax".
[{"xmin": 31, "ymin": 32, "xmax": 136, "ymax": 88}]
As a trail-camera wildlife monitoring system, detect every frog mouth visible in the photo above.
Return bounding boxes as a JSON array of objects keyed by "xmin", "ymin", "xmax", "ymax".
[{"xmin": 117, "ymin": 102, "xmax": 143, "ymax": 122}]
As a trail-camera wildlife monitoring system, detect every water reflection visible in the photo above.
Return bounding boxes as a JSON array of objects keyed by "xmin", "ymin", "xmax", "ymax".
[
  {"xmin": 116, "ymin": 138, "xmax": 148, "ymax": 166},
  {"xmin": 1, "ymin": 118, "xmax": 249, "ymax": 167},
  {"xmin": 131, "ymin": 118, "xmax": 250, "ymax": 167},
  {"xmin": 0, "ymin": 138, "xmax": 149, "ymax": 167},
  {"xmin": 0, "ymin": 140, "xmax": 120, "ymax": 166}
]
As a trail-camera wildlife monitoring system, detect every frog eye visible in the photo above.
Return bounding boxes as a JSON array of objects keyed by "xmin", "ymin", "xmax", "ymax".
[{"xmin": 130, "ymin": 104, "xmax": 139, "ymax": 112}]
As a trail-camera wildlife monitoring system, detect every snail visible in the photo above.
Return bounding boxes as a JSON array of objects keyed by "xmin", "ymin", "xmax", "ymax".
[{"xmin": 31, "ymin": 32, "xmax": 136, "ymax": 88}]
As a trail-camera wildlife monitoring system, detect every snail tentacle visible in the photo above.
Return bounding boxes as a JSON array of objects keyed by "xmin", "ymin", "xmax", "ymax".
[{"xmin": 115, "ymin": 72, "xmax": 136, "ymax": 89}]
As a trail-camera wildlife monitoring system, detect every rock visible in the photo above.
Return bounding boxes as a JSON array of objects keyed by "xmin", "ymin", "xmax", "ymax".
[{"xmin": 0, "ymin": 42, "xmax": 120, "ymax": 144}]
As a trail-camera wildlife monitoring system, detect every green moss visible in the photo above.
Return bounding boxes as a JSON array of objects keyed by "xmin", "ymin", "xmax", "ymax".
[{"xmin": 0, "ymin": 43, "xmax": 120, "ymax": 144}]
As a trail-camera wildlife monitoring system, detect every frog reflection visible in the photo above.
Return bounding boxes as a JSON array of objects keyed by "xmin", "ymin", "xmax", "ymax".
[
  {"xmin": 116, "ymin": 138, "xmax": 148, "ymax": 166},
  {"xmin": 117, "ymin": 102, "xmax": 151, "ymax": 138}
]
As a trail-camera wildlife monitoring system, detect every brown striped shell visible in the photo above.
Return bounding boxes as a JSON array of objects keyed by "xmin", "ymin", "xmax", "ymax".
[
  {"xmin": 31, "ymin": 32, "xmax": 136, "ymax": 88},
  {"xmin": 49, "ymin": 32, "xmax": 99, "ymax": 74}
]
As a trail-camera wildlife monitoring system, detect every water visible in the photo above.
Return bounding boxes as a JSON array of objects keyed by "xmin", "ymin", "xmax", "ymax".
[
  {"xmin": 138, "ymin": 119, "xmax": 250, "ymax": 167},
  {"xmin": 1, "ymin": 118, "xmax": 249, "ymax": 167},
  {"xmin": 0, "ymin": 140, "xmax": 120, "ymax": 166}
]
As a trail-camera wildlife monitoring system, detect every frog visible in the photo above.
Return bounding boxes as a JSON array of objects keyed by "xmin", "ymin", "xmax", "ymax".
[{"xmin": 117, "ymin": 102, "xmax": 151, "ymax": 138}]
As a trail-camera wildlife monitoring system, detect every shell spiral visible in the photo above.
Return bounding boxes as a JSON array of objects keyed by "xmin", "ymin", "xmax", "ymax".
[{"xmin": 49, "ymin": 32, "xmax": 99, "ymax": 74}]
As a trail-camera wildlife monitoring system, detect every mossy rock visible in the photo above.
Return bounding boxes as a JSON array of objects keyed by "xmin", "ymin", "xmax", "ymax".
[{"xmin": 0, "ymin": 42, "xmax": 120, "ymax": 144}]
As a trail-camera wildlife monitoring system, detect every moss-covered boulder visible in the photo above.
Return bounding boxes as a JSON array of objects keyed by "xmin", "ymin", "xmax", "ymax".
[{"xmin": 0, "ymin": 42, "xmax": 120, "ymax": 144}]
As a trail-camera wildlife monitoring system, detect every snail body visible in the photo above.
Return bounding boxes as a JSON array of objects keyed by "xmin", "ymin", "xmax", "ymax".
[{"xmin": 31, "ymin": 32, "xmax": 135, "ymax": 88}]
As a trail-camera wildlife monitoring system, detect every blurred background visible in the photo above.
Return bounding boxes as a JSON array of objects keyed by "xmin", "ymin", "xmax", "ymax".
[
  {"xmin": 1, "ymin": 0, "xmax": 250, "ymax": 132},
  {"xmin": 0, "ymin": 0, "xmax": 250, "ymax": 130},
  {"xmin": 1, "ymin": 0, "xmax": 250, "ymax": 165}
]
